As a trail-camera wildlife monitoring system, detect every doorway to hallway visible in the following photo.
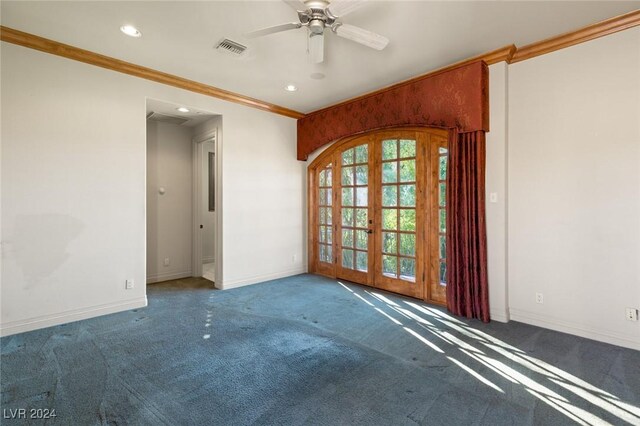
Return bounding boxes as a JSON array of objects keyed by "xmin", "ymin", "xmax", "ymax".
[{"xmin": 145, "ymin": 98, "xmax": 221, "ymax": 287}]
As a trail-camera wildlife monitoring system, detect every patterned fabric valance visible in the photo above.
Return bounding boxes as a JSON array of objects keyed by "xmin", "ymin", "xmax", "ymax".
[{"xmin": 297, "ymin": 61, "xmax": 489, "ymax": 160}]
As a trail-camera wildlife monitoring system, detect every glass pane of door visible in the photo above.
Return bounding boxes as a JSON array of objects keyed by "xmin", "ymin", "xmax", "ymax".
[
  {"xmin": 374, "ymin": 136, "xmax": 424, "ymax": 299},
  {"xmin": 317, "ymin": 163, "xmax": 333, "ymax": 264},
  {"xmin": 429, "ymin": 140, "xmax": 448, "ymax": 304},
  {"xmin": 438, "ymin": 147, "xmax": 447, "ymax": 286},
  {"xmin": 336, "ymin": 143, "xmax": 371, "ymax": 283}
]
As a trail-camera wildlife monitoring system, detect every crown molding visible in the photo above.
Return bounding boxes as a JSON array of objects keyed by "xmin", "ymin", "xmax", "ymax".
[
  {"xmin": 511, "ymin": 9, "xmax": 640, "ymax": 63},
  {"xmin": 0, "ymin": 26, "xmax": 305, "ymax": 119},
  {"xmin": 2, "ymin": 9, "xmax": 639, "ymax": 120}
]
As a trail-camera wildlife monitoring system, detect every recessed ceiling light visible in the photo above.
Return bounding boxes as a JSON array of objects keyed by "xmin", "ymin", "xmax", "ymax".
[
  {"xmin": 177, "ymin": 107, "xmax": 190, "ymax": 113},
  {"xmin": 120, "ymin": 25, "xmax": 142, "ymax": 38},
  {"xmin": 285, "ymin": 84, "xmax": 298, "ymax": 92}
]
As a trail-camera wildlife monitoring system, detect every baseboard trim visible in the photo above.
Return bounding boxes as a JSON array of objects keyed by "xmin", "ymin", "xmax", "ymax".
[
  {"xmin": 509, "ymin": 308, "xmax": 640, "ymax": 351},
  {"xmin": 146, "ymin": 270, "xmax": 192, "ymax": 284},
  {"xmin": 202, "ymin": 257, "xmax": 215, "ymax": 264},
  {"xmin": 0, "ymin": 297, "xmax": 148, "ymax": 337},
  {"xmin": 221, "ymin": 267, "xmax": 306, "ymax": 290},
  {"xmin": 490, "ymin": 309, "xmax": 510, "ymax": 323}
]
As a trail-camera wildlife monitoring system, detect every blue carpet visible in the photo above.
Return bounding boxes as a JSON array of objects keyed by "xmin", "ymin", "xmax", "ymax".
[{"xmin": 1, "ymin": 274, "xmax": 639, "ymax": 425}]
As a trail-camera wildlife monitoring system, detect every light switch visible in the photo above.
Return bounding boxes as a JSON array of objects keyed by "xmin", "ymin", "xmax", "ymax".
[{"xmin": 490, "ymin": 192, "xmax": 498, "ymax": 203}]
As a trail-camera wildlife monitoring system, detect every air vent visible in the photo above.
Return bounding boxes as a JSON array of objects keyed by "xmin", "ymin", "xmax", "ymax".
[
  {"xmin": 146, "ymin": 112, "xmax": 190, "ymax": 126},
  {"xmin": 216, "ymin": 38, "xmax": 247, "ymax": 55}
]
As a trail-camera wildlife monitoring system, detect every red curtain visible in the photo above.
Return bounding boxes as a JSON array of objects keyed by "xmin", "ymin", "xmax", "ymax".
[{"xmin": 446, "ymin": 130, "xmax": 490, "ymax": 322}]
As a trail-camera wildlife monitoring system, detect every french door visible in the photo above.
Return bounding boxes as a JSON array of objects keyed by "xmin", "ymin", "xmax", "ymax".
[
  {"xmin": 374, "ymin": 132, "xmax": 425, "ymax": 298},
  {"xmin": 309, "ymin": 128, "xmax": 448, "ymax": 305}
]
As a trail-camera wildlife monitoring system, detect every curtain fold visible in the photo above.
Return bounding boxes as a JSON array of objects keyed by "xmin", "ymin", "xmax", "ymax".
[{"xmin": 446, "ymin": 130, "xmax": 490, "ymax": 322}]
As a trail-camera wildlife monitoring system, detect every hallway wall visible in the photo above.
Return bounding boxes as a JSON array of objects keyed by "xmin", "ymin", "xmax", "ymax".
[{"xmin": 146, "ymin": 120, "xmax": 194, "ymax": 283}]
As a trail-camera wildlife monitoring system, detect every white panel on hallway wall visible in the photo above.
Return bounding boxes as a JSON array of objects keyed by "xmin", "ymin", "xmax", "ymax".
[
  {"xmin": 507, "ymin": 27, "xmax": 640, "ymax": 350},
  {"xmin": 192, "ymin": 116, "xmax": 220, "ymax": 279},
  {"xmin": 0, "ymin": 43, "xmax": 302, "ymax": 335},
  {"xmin": 146, "ymin": 120, "xmax": 194, "ymax": 283},
  {"xmin": 201, "ymin": 140, "xmax": 216, "ymax": 264}
]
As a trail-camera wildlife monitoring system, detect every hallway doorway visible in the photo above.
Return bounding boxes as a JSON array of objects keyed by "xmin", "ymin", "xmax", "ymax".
[{"xmin": 145, "ymin": 98, "xmax": 221, "ymax": 287}]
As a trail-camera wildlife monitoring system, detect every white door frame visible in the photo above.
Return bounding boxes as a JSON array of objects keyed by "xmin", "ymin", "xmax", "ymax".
[{"xmin": 192, "ymin": 129, "xmax": 222, "ymax": 286}]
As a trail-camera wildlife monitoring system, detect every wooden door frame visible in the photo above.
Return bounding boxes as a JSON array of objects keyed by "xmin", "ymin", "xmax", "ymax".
[{"xmin": 308, "ymin": 126, "xmax": 450, "ymax": 305}]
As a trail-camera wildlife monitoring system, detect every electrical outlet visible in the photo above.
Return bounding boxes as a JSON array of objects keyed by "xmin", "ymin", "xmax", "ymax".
[
  {"xmin": 626, "ymin": 308, "xmax": 638, "ymax": 321},
  {"xmin": 292, "ymin": 254, "xmax": 297, "ymax": 263},
  {"xmin": 535, "ymin": 293, "xmax": 544, "ymax": 304},
  {"xmin": 125, "ymin": 279, "xmax": 134, "ymax": 290},
  {"xmin": 164, "ymin": 258, "xmax": 170, "ymax": 267}
]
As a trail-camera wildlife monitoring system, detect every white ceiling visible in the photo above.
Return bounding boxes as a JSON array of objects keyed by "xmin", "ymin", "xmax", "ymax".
[
  {"xmin": 146, "ymin": 98, "xmax": 219, "ymax": 127},
  {"xmin": 2, "ymin": 1, "xmax": 638, "ymax": 113}
]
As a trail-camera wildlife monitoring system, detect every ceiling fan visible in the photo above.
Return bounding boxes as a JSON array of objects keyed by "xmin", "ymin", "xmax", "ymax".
[{"xmin": 246, "ymin": 0, "xmax": 389, "ymax": 64}]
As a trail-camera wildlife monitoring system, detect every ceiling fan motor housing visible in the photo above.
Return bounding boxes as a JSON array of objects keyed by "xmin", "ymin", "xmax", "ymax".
[
  {"xmin": 299, "ymin": 4, "xmax": 336, "ymax": 35},
  {"xmin": 308, "ymin": 18, "xmax": 325, "ymax": 34}
]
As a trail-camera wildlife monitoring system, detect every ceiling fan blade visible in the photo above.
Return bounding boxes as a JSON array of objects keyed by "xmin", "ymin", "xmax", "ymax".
[
  {"xmin": 326, "ymin": 0, "xmax": 367, "ymax": 18},
  {"xmin": 246, "ymin": 22, "xmax": 302, "ymax": 38},
  {"xmin": 309, "ymin": 32, "xmax": 324, "ymax": 63},
  {"xmin": 334, "ymin": 23, "xmax": 389, "ymax": 50},
  {"xmin": 282, "ymin": 0, "xmax": 310, "ymax": 13}
]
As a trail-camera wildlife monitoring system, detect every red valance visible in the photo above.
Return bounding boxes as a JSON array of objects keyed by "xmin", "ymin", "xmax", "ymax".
[{"xmin": 297, "ymin": 61, "xmax": 489, "ymax": 160}]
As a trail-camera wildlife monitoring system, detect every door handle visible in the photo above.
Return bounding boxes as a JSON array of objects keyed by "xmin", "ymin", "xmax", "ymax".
[{"xmin": 366, "ymin": 229, "xmax": 373, "ymax": 234}]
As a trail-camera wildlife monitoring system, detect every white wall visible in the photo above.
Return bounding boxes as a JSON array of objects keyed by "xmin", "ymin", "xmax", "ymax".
[
  {"xmin": 486, "ymin": 62, "xmax": 510, "ymax": 323},
  {"xmin": 220, "ymin": 113, "xmax": 307, "ymax": 289},
  {"xmin": 504, "ymin": 27, "xmax": 640, "ymax": 350},
  {"xmin": 0, "ymin": 43, "xmax": 304, "ymax": 335},
  {"xmin": 193, "ymin": 117, "xmax": 220, "ymax": 140},
  {"xmin": 146, "ymin": 120, "xmax": 194, "ymax": 283}
]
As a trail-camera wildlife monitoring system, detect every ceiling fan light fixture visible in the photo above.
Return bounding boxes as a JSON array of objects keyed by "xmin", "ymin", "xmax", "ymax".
[
  {"xmin": 309, "ymin": 32, "xmax": 325, "ymax": 64},
  {"xmin": 308, "ymin": 19, "xmax": 325, "ymax": 35}
]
